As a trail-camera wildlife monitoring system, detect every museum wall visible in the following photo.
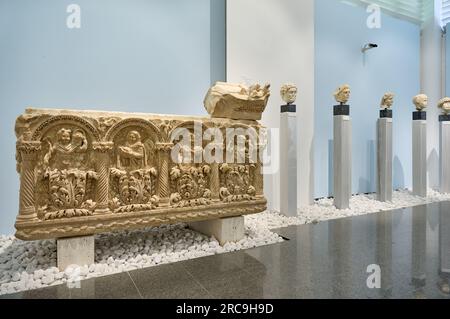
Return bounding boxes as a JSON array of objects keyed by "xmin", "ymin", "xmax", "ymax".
[
  {"xmin": 0, "ymin": 0, "xmax": 225, "ymax": 235},
  {"xmin": 314, "ymin": 0, "xmax": 421, "ymax": 198},
  {"xmin": 227, "ymin": 0, "xmax": 315, "ymax": 211}
]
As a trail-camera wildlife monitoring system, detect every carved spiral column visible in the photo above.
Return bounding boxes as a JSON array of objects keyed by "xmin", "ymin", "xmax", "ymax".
[
  {"xmin": 255, "ymin": 143, "xmax": 265, "ymax": 196},
  {"xmin": 209, "ymin": 143, "xmax": 223, "ymax": 201},
  {"xmin": 16, "ymin": 141, "xmax": 41, "ymax": 222},
  {"xmin": 156, "ymin": 143, "xmax": 173, "ymax": 204},
  {"xmin": 93, "ymin": 142, "xmax": 114, "ymax": 213}
]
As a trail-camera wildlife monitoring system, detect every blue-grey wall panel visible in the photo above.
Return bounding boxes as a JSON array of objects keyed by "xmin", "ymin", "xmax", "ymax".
[
  {"xmin": 0, "ymin": 0, "xmax": 225, "ymax": 235},
  {"xmin": 315, "ymin": 0, "xmax": 420, "ymax": 198}
]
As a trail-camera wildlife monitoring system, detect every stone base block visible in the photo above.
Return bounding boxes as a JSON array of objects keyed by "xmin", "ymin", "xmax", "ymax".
[
  {"xmin": 189, "ymin": 216, "xmax": 245, "ymax": 246},
  {"xmin": 57, "ymin": 235, "xmax": 95, "ymax": 271}
]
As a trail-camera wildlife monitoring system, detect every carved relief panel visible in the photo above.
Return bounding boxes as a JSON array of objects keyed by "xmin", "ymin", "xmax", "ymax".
[
  {"xmin": 36, "ymin": 124, "xmax": 98, "ymax": 220},
  {"xmin": 108, "ymin": 121, "xmax": 160, "ymax": 213},
  {"xmin": 219, "ymin": 127, "xmax": 257, "ymax": 202},
  {"xmin": 14, "ymin": 108, "xmax": 267, "ymax": 241},
  {"xmin": 169, "ymin": 123, "xmax": 212, "ymax": 208}
]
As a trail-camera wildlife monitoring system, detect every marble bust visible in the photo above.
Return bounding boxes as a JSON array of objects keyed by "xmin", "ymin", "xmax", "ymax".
[
  {"xmin": 438, "ymin": 97, "xmax": 450, "ymax": 115},
  {"xmin": 280, "ymin": 83, "xmax": 298, "ymax": 105},
  {"xmin": 413, "ymin": 94, "xmax": 428, "ymax": 111},
  {"xmin": 333, "ymin": 84, "xmax": 351, "ymax": 104},
  {"xmin": 380, "ymin": 92, "xmax": 394, "ymax": 109}
]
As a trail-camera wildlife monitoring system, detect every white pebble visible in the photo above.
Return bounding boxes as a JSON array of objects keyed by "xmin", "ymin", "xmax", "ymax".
[
  {"xmin": 42, "ymin": 274, "xmax": 54, "ymax": 285},
  {"xmin": 34, "ymin": 269, "xmax": 45, "ymax": 279},
  {"xmin": 11, "ymin": 273, "xmax": 20, "ymax": 282}
]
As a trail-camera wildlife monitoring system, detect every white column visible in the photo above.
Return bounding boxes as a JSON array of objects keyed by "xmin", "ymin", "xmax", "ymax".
[
  {"xmin": 377, "ymin": 116, "xmax": 393, "ymax": 202},
  {"xmin": 280, "ymin": 109, "xmax": 297, "ymax": 217},
  {"xmin": 421, "ymin": 2, "xmax": 443, "ymax": 191},
  {"xmin": 439, "ymin": 118, "xmax": 450, "ymax": 193},
  {"xmin": 333, "ymin": 110, "xmax": 352, "ymax": 210},
  {"xmin": 413, "ymin": 113, "xmax": 427, "ymax": 197}
]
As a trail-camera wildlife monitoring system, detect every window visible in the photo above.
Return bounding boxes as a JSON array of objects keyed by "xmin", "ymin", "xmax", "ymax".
[
  {"xmin": 442, "ymin": 0, "xmax": 450, "ymax": 28},
  {"xmin": 343, "ymin": 0, "xmax": 433, "ymax": 25}
]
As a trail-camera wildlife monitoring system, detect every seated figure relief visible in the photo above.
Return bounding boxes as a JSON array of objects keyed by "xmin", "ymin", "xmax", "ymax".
[
  {"xmin": 110, "ymin": 130, "xmax": 159, "ymax": 213},
  {"xmin": 117, "ymin": 131, "xmax": 147, "ymax": 171}
]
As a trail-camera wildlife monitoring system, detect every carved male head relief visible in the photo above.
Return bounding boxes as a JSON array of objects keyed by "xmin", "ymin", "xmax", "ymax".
[
  {"xmin": 413, "ymin": 94, "xmax": 428, "ymax": 111},
  {"xmin": 56, "ymin": 128, "xmax": 72, "ymax": 145},
  {"xmin": 438, "ymin": 97, "xmax": 450, "ymax": 115},
  {"xmin": 72, "ymin": 130, "xmax": 86, "ymax": 145},
  {"xmin": 333, "ymin": 84, "xmax": 351, "ymax": 104},
  {"xmin": 380, "ymin": 92, "xmax": 395, "ymax": 109},
  {"xmin": 127, "ymin": 130, "xmax": 141, "ymax": 144},
  {"xmin": 280, "ymin": 83, "xmax": 298, "ymax": 105}
]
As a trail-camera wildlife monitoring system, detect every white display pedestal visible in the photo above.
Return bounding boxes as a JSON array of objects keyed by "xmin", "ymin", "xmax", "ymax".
[
  {"xmin": 440, "ymin": 116, "xmax": 450, "ymax": 193},
  {"xmin": 412, "ymin": 112, "xmax": 427, "ymax": 197},
  {"xmin": 57, "ymin": 235, "xmax": 95, "ymax": 271},
  {"xmin": 188, "ymin": 216, "xmax": 244, "ymax": 246},
  {"xmin": 333, "ymin": 105, "xmax": 352, "ymax": 210},
  {"xmin": 280, "ymin": 105, "xmax": 297, "ymax": 217},
  {"xmin": 377, "ymin": 112, "xmax": 393, "ymax": 202}
]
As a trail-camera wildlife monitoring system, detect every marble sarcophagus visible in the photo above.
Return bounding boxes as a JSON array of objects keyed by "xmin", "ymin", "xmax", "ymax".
[{"xmin": 14, "ymin": 105, "xmax": 267, "ymax": 240}]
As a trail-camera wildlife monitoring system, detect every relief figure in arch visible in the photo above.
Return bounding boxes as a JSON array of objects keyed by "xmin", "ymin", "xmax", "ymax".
[
  {"xmin": 38, "ymin": 127, "xmax": 96, "ymax": 219},
  {"xmin": 44, "ymin": 128, "xmax": 88, "ymax": 170},
  {"xmin": 117, "ymin": 130, "xmax": 147, "ymax": 171}
]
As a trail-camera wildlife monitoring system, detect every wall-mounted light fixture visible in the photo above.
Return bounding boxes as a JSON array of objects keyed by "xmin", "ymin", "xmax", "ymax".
[{"xmin": 362, "ymin": 43, "xmax": 379, "ymax": 53}]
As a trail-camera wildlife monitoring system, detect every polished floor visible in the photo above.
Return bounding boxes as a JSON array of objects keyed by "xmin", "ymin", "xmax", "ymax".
[{"xmin": 2, "ymin": 202, "xmax": 450, "ymax": 299}]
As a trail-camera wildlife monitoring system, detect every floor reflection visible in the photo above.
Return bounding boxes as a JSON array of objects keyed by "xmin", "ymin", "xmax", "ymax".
[
  {"xmin": 376, "ymin": 211, "xmax": 392, "ymax": 298},
  {"xmin": 439, "ymin": 207, "xmax": 450, "ymax": 295},
  {"xmin": 2, "ymin": 202, "xmax": 450, "ymax": 299}
]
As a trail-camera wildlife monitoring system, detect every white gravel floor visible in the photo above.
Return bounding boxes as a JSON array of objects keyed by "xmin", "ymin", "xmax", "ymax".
[
  {"xmin": 246, "ymin": 188, "xmax": 450, "ymax": 230},
  {"xmin": 1, "ymin": 188, "xmax": 449, "ymax": 296},
  {"xmin": 0, "ymin": 220, "xmax": 283, "ymax": 296}
]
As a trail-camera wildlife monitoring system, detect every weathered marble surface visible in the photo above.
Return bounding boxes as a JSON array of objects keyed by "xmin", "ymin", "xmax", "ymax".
[
  {"xmin": 413, "ymin": 94, "xmax": 428, "ymax": 111},
  {"xmin": 438, "ymin": 97, "xmax": 450, "ymax": 115},
  {"xmin": 204, "ymin": 82, "xmax": 270, "ymax": 120},
  {"xmin": 380, "ymin": 92, "xmax": 394, "ymax": 109},
  {"xmin": 333, "ymin": 84, "xmax": 351, "ymax": 104},
  {"xmin": 15, "ymin": 108, "xmax": 267, "ymax": 240},
  {"xmin": 280, "ymin": 83, "xmax": 297, "ymax": 105}
]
